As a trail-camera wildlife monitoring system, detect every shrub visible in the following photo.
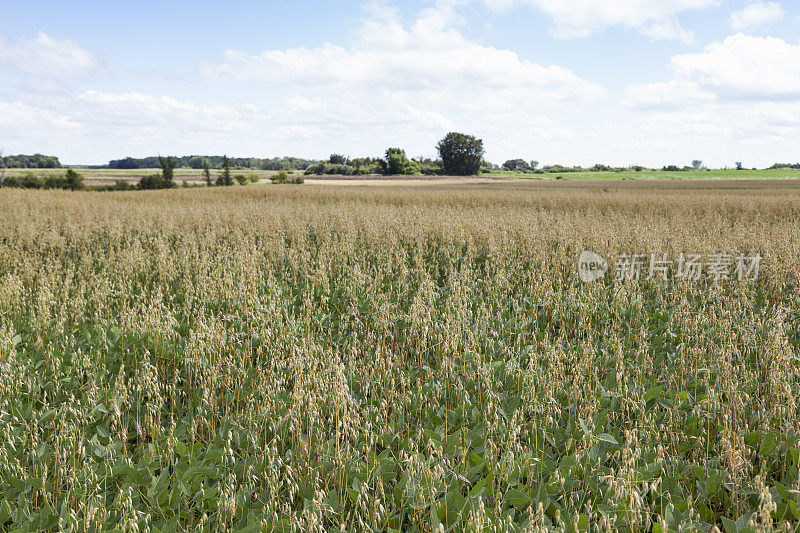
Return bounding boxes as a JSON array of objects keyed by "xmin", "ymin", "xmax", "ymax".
[
  {"xmin": 304, "ymin": 162, "xmax": 326, "ymax": 176},
  {"xmin": 64, "ymin": 169, "xmax": 84, "ymax": 190},
  {"xmin": 112, "ymin": 180, "xmax": 134, "ymax": 191},
  {"xmin": 249, "ymin": 173, "xmax": 261, "ymax": 184},
  {"xmin": 270, "ymin": 170, "xmax": 289, "ymax": 184},
  {"xmin": 270, "ymin": 170, "xmax": 303, "ymax": 185},
  {"xmin": 324, "ymin": 164, "xmax": 350, "ymax": 175},
  {"xmin": 234, "ymin": 174, "xmax": 248, "ymax": 185},
  {"xmin": 19, "ymin": 172, "xmax": 42, "ymax": 189},
  {"xmin": 137, "ymin": 174, "xmax": 165, "ymax": 190},
  {"xmin": 42, "ymin": 175, "xmax": 65, "ymax": 189}
]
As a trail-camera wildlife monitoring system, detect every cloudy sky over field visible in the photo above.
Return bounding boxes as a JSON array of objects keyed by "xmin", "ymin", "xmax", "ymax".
[{"xmin": 1, "ymin": 0, "xmax": 799, "ymax": 166}]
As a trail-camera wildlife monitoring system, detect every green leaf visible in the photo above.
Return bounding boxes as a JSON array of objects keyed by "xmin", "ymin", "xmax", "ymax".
[
  {"xmin": 759, "ymin": 432, "xmax": 775, "ymax": 456},
  {"xmin": 0, "ymin": 500, "xmax": 12, "ymax": 523},
  {"xmin": 744, "ymin": 432, "xmax": 760, "ymax": 447},
  {"xmin": 597, "ymin": 433, "xmax": 619, "ymax": 446},
  {"xmin": 503, "ymin": 488, "xmax": 531, "ymax": 508},
  {"xmin": 643, "ymin": 385, "xmax": 663, "ymax": 404}
]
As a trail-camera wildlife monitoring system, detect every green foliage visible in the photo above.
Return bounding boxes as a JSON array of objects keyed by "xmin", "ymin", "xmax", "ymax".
[
  {"xmin": 0, "ymin": 153, "xmax": 61, "ymax": 168},
  {"xmin": 248, "ymin": 173, "xmax": 260, "ymax": 184},
  {"xmin": 323, "ymin": 163, "xmax": 350, "ymax": 175},
  {"xmin": 383, "ymin": 148, "xmax": 419, "ymax": 175},
  {"xmin": 18, "ymin": 172, "xmax": 42, "ymax": 189},
  {"xmin": 157, "ymin": 156, "xmax": 176, "ymax": 187},
  {"xmin": 304, "ymin": 162, "xmax": 327, "ymax": 176},
  {"xmin": 270, "ymin": 170, "xmax": 289, "ymax": 183},
  {"xmin": 202, "ymin": 159, "xmax": 212, "ymax": 186},
  {"xmin": 108, "ymin": 155, "xmax": 316, "ymax": 171},
  {"xmin": 234, "ymin": 174, "xmax": 248, "ymax": 186},
  {"xmin": 503, "ymin": 159, "xmax": 530, "ymax": 172},
  {"xmin": 437, "ymin": 132, "xmax": 484, "ymax": 175},
  {"xmin": 216, "ymin": 155, "xmax": 233, "ymax": 186},
  {"xmin": 136, "ymin": 174, "xmax": 166, "ymax": 190},
  {"xmin": 112, "ymin": 180, "xmax": 134, "ymax": 191},
  {"xmin": 270, "ymin": 170, "xmax": 303, "ymax": 184},
  {"xmin": 64, "ymin": 168, "xmax": 84, "ymax": 191},
  {"xmin": 329, "ymin": 154, "xmax": 347, "ymax": 165}
]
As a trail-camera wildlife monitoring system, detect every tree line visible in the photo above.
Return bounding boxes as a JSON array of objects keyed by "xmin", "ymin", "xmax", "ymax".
[
  {"xmin": 0, "ymin": 154, "xmax": 62, "ymax": 169},
  {"xmin": 106, "ymin": 155, "xmax": 314, "ymax": 171},
  {"xmin": 305, "ymin": 132, "xmax": 486, "ymax": 177}
]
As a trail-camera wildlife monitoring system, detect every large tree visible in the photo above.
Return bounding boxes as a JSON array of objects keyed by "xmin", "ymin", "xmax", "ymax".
[
  {"xmin": 158, "ymin": 156, "xmax": 176, "ymax": 187},
  {"xmin": 436, "ymin": 132, "xmax": 484, "ymax": 176}
]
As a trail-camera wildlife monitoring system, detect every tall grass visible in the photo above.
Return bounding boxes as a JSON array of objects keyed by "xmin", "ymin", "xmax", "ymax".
[{"xmin": 0, "ymin": 184, "xmax": 798, "ymax": 532}]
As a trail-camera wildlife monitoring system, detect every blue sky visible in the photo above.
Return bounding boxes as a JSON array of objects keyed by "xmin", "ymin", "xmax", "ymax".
[{"xmin": 1, "ymin": 0, "xmax": 799, "ymax": 167}]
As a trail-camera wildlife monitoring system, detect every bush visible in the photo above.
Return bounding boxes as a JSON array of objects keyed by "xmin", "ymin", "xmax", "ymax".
[
  {"xmin": 234, "ymin": 174, "xmax": 248, "ymax": 185},
  {"xmin": 304, "ymin": 162, "xmax": 326, "ymax": 176},
  {"xmin": 64, "ymin": 169, "xmax": 84, "ymax": 190},
  {"xmin": 112, "ymin": 180, "xmax": 134, "ymax": 191},
  {"xmin": 249, "ymin": 173, "xmax": 261, "ymax": 184},
  {"xmin": 19, "ymin": 172, "xmax": 42, "ymax": 189},
  {"xmin": 42, "ymin": 175, "xmax": 65, "ymax": 189},
  {"xmin": 270, "ymin": 170, "xmax": 289, "ymax": 184},
  {"xmin": 324, "ymin": 164, "xmax": 350, "ymax": 175},
  {"xmin": 270, "ymin": 170, "xmax": 303, "ymax": 185},
  {"xmin": 137, "ymin": 174, "xmax": 165, "ymax": 190}
]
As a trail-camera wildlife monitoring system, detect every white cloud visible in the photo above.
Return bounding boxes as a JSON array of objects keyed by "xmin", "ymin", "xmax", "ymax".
[
  {"xmin": 620, "ymin": 31, "xmax": 800, "ymax": 167},
  {"xmin": 200, "ymin": 4, "xmax": 603, "ymax": 104},
  {"xmin": 0, "ymin": 32, "xmax": 98, "ymax": 78},
  {"xmin": 670, "ymin": 34, "xmax": 800, "ymax": 99},
  {"xmin": 625, "ymin": 80, "xmax": 716, "ymax": 110},
  {"xmin": 730, "ymin": 1, "xmax": 784, "ymax": 31},
  {"xmin": 478, "ymin": 0, "xmax": 717, "ymax": 42}
]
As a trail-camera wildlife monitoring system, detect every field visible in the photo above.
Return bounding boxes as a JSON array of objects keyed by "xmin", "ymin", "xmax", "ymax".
[
  {"xmin": 1, "ymin": 181, "xmax": 799, "ymax": 532},
  {"xmin": 5, "ymin": 167, "xmax": 800, "ymax": 189}
]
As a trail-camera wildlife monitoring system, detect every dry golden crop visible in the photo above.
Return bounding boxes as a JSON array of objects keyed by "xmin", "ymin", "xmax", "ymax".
[{"xmin": 0, "ymin": 181, "xmax": 799, "ymax": 532}]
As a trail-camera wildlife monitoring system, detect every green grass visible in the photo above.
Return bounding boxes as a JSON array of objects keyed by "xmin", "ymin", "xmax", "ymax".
[{"xmin": 485, "ymin": 168, "xmax": 800, "ymax": 180}]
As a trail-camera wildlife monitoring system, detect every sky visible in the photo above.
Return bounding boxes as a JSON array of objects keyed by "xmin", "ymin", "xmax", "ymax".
[{"xmin": 1, "ymin": 0, "xmax": 799, "ymax": 167}]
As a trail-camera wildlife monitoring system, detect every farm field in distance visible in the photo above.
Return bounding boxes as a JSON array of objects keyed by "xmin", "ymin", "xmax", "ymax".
[
  {"xmin": 5, "ymin": 167, "xmax": 800, "ymax": 188},
  {"xmin": 1, "ymin": 180, "xmax": 799, "ymax": 531}
]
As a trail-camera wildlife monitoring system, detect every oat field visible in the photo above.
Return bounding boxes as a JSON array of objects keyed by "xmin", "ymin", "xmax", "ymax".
[{"xmin": 1, "ymin": 182, "xmax": 799, "ymax": 532}]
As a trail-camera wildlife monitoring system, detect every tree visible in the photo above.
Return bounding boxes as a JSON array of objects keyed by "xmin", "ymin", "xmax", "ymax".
[
  {"xmin": 216, "ymin": 155, "xmax": 233, "ymax": 186},
  {"xmin": 735, "ymin": 161, "xmax": 743, "ymax": 170},
  {"xmin": 158, "ymin": 156, "xmax": 176, "ymax": 187},
  {"xmin": 64, "ymin": 168, "xmax": 84, "ymax": 191},
  {"xmin": 530, "ymin": 160, "xmax": 539, "ymax": 170},
  {"xmin": 692, "ymin": 160, "xmax": 703, "ymax": 170},
  {"xmin": 502, "ymin": 159, "xmax": 529, "ymax": 172},
  {"xmin": 202, "ymin": 159, "xmax": 212, "ymax": 186},
  {"xmin": 437, "ymin": 132, "xmax": 484, "ymax": 176},
  {"xmin": 329, "ymin": 154, "xmax": 347, "ymax": 165},
  {"xmin": 383, "ymin": 148, "xmax": 418, "ymax": 175}
]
